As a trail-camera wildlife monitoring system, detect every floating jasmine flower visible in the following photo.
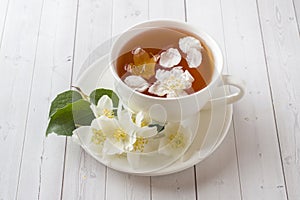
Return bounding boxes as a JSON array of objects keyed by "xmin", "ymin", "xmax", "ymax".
[
  {"xmin": 124, "ymin": 75, "xmax": 150, "ymax": 92},
  {"xmin": 90, "ymin": 95, "xmax": 114, "ymax": 118},
  {"xmin": 148, "ymin": 67, "xmax": 194, "ymax": 98},
  {"xmin": 179, "ymin": 36, "xmax": 203, "ymax": 68},
  {"xmin": 186, "ymin": 48, "xmax": 202, "ymax": 68},
  {"xmin": 159, "ymin": 48, "xmax": 181, "ymax": 68},
  {"xmin": 179, "ymin": 36, "xmax": 202, "ymax": 53}
]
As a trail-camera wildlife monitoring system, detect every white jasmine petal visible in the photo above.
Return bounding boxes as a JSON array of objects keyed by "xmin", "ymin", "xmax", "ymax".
[
  {"xmin": 148, "ymin": 82, "xmax": 168, "ymax": 97},
  {"xmin": 179, "ymin": 36, "xmax": 202, "ymax": 53},
  {"xmin": 124, "ymin": 75, "xmax": 149, "ymax": 92},
  {"xmin": 73, "ymin": 126, "xmax": 92, "ymax": 145},
  {"xmin": 186, "ymin": 48, "xmax": 202, "ymax": 68},
  {"xmin": 91, "ymin": 118, "xmax": 102, "ymax": 130},
  {"xmin": 158, "ymin": 122, "xmax": 191, "ymax": 156},
  {"xmin": 90, "ymin": 95, "xmax": 114, "ymax": 118},
  {"xmin": 103, "ymin": 140, "xmax": 123, "ymax": 155},
  {"xmin": 159, "ymin": 48, "xmax": 181, "ymax": 68},
  {"xmin": 132, "ymin": 47, "xmax": 143, "ymax": 55},
  {"xmin": 182, "ymin": 70, "xmax": 195, "ymax": 85},
  {"xmin": 155, "ymin": 69, "xmax": 171, "ymax": 80},
  {"xmin": 136, "ymin": 126, "xmax": 157, "ymax": 138}
]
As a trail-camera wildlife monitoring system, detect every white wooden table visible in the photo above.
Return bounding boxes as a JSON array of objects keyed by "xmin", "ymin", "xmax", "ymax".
[{"xmin": 1, "ymin": 0, "xmax": 300, "ymax": 199}]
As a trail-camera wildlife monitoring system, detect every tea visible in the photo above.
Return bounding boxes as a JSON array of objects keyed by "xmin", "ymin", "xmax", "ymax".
[{"xmin": 115, "ymin": 27, "xmax": 214, "ymax": 98}]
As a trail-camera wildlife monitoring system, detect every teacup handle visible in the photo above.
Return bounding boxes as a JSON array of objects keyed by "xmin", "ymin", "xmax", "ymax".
[{"xmin": 202, "ymin": 75, "xmax": 246, "ymax": 109}]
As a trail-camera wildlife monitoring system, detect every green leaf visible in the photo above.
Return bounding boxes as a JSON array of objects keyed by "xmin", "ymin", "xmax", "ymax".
[
  {"xmin": 49, "ymin": 90, "xmax": 82, "ymax": 117},
  {"xmin": 89, "ymin": 88, "xmax": 119, "ymax": 107},
  {"xmin": 46, "ymin": 99, "xmax": 95, "ymax": 136}
]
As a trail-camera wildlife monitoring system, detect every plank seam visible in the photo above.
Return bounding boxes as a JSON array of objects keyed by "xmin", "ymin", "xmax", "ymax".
[
  {"xmin": 37, "ymin": 139, "xmax": 46, "ymax": 199},
  {"xmin": 255, "ymin": 0, "xmax": 289, "ymax": 199},
  {"xmin": 184, "ymin": 0, "xmax": 187, "ymax": 22},
  {"xmin": 150, "ymin": 177, "xmax": 153, "ymax": 200},
  {"xmin": 193, "ymin": 166, "xmax": 198, "ymax": 200},
  {"xmin": 59, "ymin": 0, "xmax": 80, "ymax": 199},
  {"xmin": 292, "ymin": 0, "xmax": 300, "ymax": 35},
  {"xmin": 232, "ymin": 120, "xmax": 244, "ymax": 200}
]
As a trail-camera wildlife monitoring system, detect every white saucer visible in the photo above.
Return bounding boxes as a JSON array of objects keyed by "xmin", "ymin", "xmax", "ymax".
[{"xmin": 75, "ymin": 55, "xmax": 232, "ymax": 176}]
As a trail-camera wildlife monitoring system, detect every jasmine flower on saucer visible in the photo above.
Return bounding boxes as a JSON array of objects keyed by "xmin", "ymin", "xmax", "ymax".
[
  {"xmin": 158, "ymin": 122, "xmax": 191, "ymax": 157},
  {"xmin": 72, "ymin": 118, "xmax": 106, "ymax": 156},
  {"xmin": 90, "ymin": 95, "xmax": 114, "ymax": 118},
  {"xmin": 148, "ymin": 67, "xmax": 194, "ymax": 98},
  {"xmin": 99, "ymin": 110, "xmax": 157, "ymax": 155}
]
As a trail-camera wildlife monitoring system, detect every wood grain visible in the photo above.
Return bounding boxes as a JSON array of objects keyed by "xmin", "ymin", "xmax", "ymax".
[
  {"xmin": 106, "ymin": 1, "xmax": 151, "ymax": 200},
  {"xmin": 15, "ymin": 0, "xmax": 78, "ymax": 199},
  {"xmin": 186, "ymin": 0, "xmax": 242, "ymax": 199},
  {"xmin": 148, "ymin": 1, "xmax": 197, "ymax": 200},
  {"xmin": 62, "ymin": 0, "xmax": 113, "ymax": 199},
  {"xmin": 221, "ymin": 0, "xmax": 288, "ymax": 199},
  {"xmin": 257, "ymin": 0, "xmax": 300, "ymax": 199},
  {"xmin": 0, "ymin": 0, "xmax": 44, "ymax": 199},
  {"xmin": 196, "ymin": 125, "xmax": 241, "ymax": 200}
]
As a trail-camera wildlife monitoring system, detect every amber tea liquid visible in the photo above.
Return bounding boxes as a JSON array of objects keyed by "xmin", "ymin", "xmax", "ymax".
[{"xmin": 116, "ymin": 27, "xmax": 214, "ymax": 97}]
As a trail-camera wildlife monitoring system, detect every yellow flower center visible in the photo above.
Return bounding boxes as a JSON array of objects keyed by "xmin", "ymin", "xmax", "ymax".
[
  {"xmin": 113, "ymin": 128, "xmax": 127, "ymax": 142},
  {"xmin": 168, "ymin": 132, "xmax": 185, "ymax": 148},
  {"xmin": 102, "ymin": 108, "xmax": 114, "ymax": 118},
  {"xmin": 91, "ymin": 128, "xmax": 106, "ymax": 144},
  {"xmin": 131, "ymin": 114, "xmax": 148, "ymax": 127},
  {"xmin": 140, "ymin": 120, "xmax": 148, "ymax": 127},
  {"xmin": 133, "ymin": 136, "xmax": 148, "ymax": 152}
]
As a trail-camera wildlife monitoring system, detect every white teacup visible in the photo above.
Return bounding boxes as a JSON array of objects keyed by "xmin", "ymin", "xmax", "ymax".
[{"xmin": 109, "ymin": 19, "xmax": 245, "ymax": 122}]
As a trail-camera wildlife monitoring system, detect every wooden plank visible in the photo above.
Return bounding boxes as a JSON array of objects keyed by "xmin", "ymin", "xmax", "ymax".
[
  {"xmin": 195, "ymin": 125, "xmax": 241, "ymax": 200},
  {"xmin": 149, "ymin": 0, "xmax": 185, "ymax": 20},
  {"xmin": 151, "ymin": 168, "xmax": 196, "ymax": 200},
  {"xmin": 111, "ymin": 0, "xmax": 149, "ymax": 35},
  {"xmin": 15, "ymin": 0, "xmax": 78, "ymax": 199},
  {"xmin": 0, "ymin": 0, "xmax": 44, "ymax": 199},
  {"xmin": 106, "ymin": 170, "xmax": 151, "ymax": 200},
  {"xmin": 105, "ymin": 1, "xmax": 151, "ymax": 200},
  {"xmin": 61, "ymin": 0, "xmax": 113, "ymax": 199},
  {"xmin": 220, "ymin": 0, "xmax": 288, "ymax": 199},
  {"xmin": 186, "ymin": 0, "xmax": 241, "ymax": 199},
  {"xmin": 0, "ymin": 0, "xmax": 9, "ymax": 47},
  {"xmin": 257, "ymin": 0, "xmax": 300, "ymax": 199},
  {"xmin": 147, "ymin": 1, "xmax": 198, "ymax": 200}
]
